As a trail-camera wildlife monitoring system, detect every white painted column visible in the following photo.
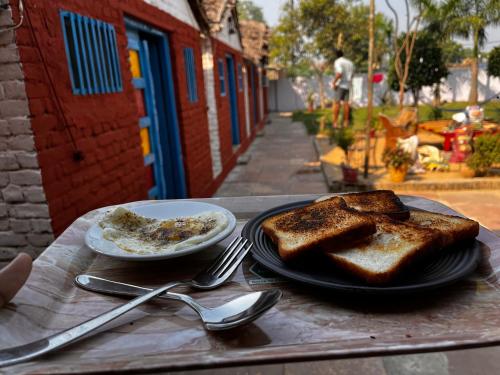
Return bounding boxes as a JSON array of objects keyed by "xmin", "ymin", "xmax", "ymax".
[{"xmin": 201, "ymin": 37, "xmax": 222, "ymax": 178}]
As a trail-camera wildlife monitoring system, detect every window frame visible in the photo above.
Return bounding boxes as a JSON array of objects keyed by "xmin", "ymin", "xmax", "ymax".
[
  {"xmin": 217, "ymin": 59, "xmax": 226, "ymax": 96},
  {"xmin": 237, "ymin": 63, "xmax": 244, "ymax": 92},
  {"xmin": 183, "ymin": 47, "xmax": 198, "ymax": 103},
  {"xmin": 60, "ymin": 10, "xmax": 122, "ymax": 95}
]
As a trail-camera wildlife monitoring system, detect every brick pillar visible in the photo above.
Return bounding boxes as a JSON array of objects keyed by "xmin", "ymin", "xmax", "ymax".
[{"xmin": 0, "ymin": 4, "xmax": 54, "ymax": 262}]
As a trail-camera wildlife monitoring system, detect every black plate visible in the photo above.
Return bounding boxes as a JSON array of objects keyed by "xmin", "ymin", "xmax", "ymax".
[{"xmin": 241, "ymin": 200, "xmax": 481, "ymax": 295}]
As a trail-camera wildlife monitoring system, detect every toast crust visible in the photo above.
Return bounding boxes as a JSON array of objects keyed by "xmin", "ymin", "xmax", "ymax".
[
  {"xmin": 407, "ymin": 209, "xmax": 479, "ymax": 248},
  {"xmin": 317, "ymin": 190, "xmax": 410, "ymax": 220},
  {"xmin": 324, "ymin": 215, "xmax": 442, "ymax": 284},
  {"xmin": 262, "ymin": 197, "xmax": 376, "ymax": 261}
]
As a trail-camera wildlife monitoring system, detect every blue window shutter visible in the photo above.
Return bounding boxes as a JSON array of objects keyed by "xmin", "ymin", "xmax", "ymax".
[
  {"xmin": 183, "ymin": 48, "xmax": 198, "ymax": 102},
  {"xmin": 60, "ymin": 10, "xmax": 122, "ymax": 95},
  {"xmin": 218, "ymin": 59, "xmax": 226, "ymax": 96}
]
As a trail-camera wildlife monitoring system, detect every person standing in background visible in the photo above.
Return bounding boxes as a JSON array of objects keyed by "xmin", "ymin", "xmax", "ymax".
[{"xmin": 331, "ymin": 49, "xmax": 354, "ymax": 128}]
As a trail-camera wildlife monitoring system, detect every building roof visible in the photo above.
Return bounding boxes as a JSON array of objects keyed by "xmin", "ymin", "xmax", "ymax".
[
  {"xmin": 187, "ymin": 0, "xmax": 211, "ymax": 33},
  {"xmin": 201, "ymin": 0, "xmax": 236, "ymax": 31},
  {"xmin": 239, "ymin": 19, "xmax": 269, "ymax": 65}
]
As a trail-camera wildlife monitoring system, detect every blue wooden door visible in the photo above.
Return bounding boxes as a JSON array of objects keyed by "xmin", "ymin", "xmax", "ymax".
[
  {"xmin": 126, "ymin": 19, "xmax": 187, "ymax": 199},
  {"xmin": 225, "ymin": 55, "xmax": 240, "ymax": 145}
]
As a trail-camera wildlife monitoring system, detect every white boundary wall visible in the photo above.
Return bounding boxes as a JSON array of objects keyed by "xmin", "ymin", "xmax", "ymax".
[{"xmin": 268, "ymin": 65, "xmax": 500, "ymax": 112}]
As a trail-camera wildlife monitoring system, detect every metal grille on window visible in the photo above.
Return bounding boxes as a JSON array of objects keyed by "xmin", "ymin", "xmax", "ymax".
[
  {"xmin": 183, "ymin": 48, "xmax": 198, "ymax": 102},
  {"xmin": 218, "ymin": 59, "xmax": 226, "ymax": 96},
  {"xmin": 60, "ymin": 11, "xmax": 122, "ymax": 95}
]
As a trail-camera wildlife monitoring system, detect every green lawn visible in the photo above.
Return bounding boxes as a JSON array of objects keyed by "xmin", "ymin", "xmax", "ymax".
[{"xmin": 293, "ymin": 102, "xmax": 500, "ymax": 135}]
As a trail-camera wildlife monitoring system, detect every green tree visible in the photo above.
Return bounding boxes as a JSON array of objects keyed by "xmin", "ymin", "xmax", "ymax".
[
  {"xmin": 444, "ymin": 0, "xmax": 500, "ymax": 104},
  {"xmin": 389, "ymin": 32, "xmax": 448, "ymax": 105},
  {"xmin": 299, "ymin": 0, "xmax": 392, "ymax": 72},
  {"xmin": 488, "ymin": 46, "xmax": 500, "ymax": 78},
  {"xmin": 236, "ymin": 0, "xmax": 265, "ymax": 22}
]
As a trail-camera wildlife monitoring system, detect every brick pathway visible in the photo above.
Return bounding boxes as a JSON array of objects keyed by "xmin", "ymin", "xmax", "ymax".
[{"xmin": 215, "ymin": 114, "xmax": 328, "ymax": 197}]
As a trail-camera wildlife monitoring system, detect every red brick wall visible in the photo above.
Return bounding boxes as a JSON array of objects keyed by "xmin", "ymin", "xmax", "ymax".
[
  {"xmin": 210, "ymin": 39, "xmax": 249, "ymax": 169},
  {"xmin": 13, "ymin": 0, "xmax": 213, "ymax": 235}
]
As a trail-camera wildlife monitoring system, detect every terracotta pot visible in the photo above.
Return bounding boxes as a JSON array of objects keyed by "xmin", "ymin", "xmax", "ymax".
[
  {"xmin": 388, "ymin": 165, "xmax": 408, "ymax": 183},
  {"xmin": 342, "ymin": 165, "xmax": 358, "ymax": 183},
  {"xmin": 460, "ymin": 166, "xmax": 476, "ymax": 178},
  {"xmin": 307, "ymin": 102, "xmax": 314, "ymax": 112}
]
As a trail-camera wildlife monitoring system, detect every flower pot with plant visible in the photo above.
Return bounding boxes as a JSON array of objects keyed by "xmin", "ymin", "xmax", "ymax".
[
  {"xmin": 465, "ymin": 134, "xmax": 500, "ymax": 177},
  {"xmin": 383, "ymin": 147, "xmax": 414, "ymax": 183},
  {"xmin": 330, "ymin": 128, "xmax": 357, "ymax": 183}
]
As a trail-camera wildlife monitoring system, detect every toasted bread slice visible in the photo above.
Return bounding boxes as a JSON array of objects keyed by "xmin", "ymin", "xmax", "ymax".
[
  {"xmin": 324, "ymin": 215, "xmax": 441, "ymax": 284},
  {"xmin": 261, "ymin": 197, "xmax": 376, "ymax": 261},
  {"xmin": 407, "ymin": 209, "xmax": 479, "ymax": 248},
  {"xmin": 316, "ymin": 190, "xmax": 410, "ymax": 220}
]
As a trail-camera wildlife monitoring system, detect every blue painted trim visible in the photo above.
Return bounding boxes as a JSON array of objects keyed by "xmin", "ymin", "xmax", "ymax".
[
  {"xmin": 83, "ymin": 17, "xmax": 98, "ymax": 94},
  {"xmin": 104, "ymin": 25, "xmax": 116, "ymax": 91},
  {"xmin": 110, "ymin": 27, "xmax": 122, "ymax": 91},
  {"xmin": 140, "ymin": 40, "xmax": 165, "ymax": 198},
  {"xmin": 59, "ymin": 12, "xmax": 78, "ymax": 94},
  {"xmin": 183, "ymin": 47, "xmax": 198, "ymax": 103},
  {"xmin": 218, "ymin": 59, "xmax": 226, "ymax": 96},
  {"xmin": 226, "ymin": 54, "xmax": 240, "ymax": 145},
  {"xmin": 148, "ymin": 186, "xmax": 159, "ymax": 199},
  {"xmin": 132, "ymin": 77, "xmax": 145, "ymax": 89},
  {"xmin": 96, "ymin": 21, "xmax": 110, "ymax": 94},
  {"xmin": 139, "ymin": 117, "xmax": 151, "ymax": 128},
  {"xmin": 126, "ymin": 18, "xmax": 187, "ymax": 199},
  {"xmin": 125, "ymin": 18, "xmax": 165, "ymax": 37},
  {"xmin": 76, "ymin": 15, "xmax": 92, "ymax": 94},
  {"xmin": 69, "ymin": 13, "xmax": 85, "ymax": 95},
  {"xmin": 90, "ymin": 18, "xmax": 104, "ymax": 94},
  {"xmin": 59, "ymin": 10, "xmax": 122, "ymax": 95},
  {"xmin": 151, "ymin": 37, "xmax": 187, "ymax": 198},
  {"xmin": 127, "ymin": 36, "xmax": 140, "ymax": 51},
  {"xmin": 144, "ymin": 153, "xmax": 155, "ymax": 166}
]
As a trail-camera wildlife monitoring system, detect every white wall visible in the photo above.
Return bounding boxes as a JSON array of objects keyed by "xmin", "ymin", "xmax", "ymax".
[
  {"xmin": 269, "ymin": 65, "xmax": 500, "ymax": 112},
  {"xmin": 214, "ymin": 11, "xmax": 242, "ymax": 51},
  {"xmin": 144, "ymin": 0, "xmax": 199, "ymax": 29},
  {"xmin": 201, "ymin": 38, "xmax": 222, "ymax": 178}
]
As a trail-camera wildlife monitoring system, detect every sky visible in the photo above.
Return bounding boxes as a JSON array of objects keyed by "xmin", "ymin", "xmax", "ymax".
[{"xmin": 252, "ymin": 0, "xmax": 500, "ymax": 52}]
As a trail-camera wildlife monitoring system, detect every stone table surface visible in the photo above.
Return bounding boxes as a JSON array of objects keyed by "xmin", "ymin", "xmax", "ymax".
[{"xmin": 0, "ymin": 194, "xmax": 499, "ymax": 374}]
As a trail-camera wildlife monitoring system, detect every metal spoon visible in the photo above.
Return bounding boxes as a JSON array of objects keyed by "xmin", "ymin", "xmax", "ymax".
[{"xmin": 75, "ymin": 275, "xmax": 281, "ymax": 330}]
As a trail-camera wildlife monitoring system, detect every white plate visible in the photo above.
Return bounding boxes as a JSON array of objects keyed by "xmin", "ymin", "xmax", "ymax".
[{"xmin": 85, "ymin": 201, "xmax": 236, "ymax": 261}]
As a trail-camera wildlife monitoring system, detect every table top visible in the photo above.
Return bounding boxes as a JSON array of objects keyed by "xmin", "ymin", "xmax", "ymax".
[{"xmin": 1, "ymin": 194, "xmax": 500, "ymax": 374}]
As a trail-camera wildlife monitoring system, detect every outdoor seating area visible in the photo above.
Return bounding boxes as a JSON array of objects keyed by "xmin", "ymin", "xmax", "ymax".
[
  {"xmin": 317, "ymin": 106, "xmax": 500, "ymax": 190},
  {"xmin": 2, "ymin": 0, "xmax": 500, "ymax": 374}
]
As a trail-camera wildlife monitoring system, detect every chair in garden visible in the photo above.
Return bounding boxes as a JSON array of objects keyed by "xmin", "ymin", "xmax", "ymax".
[{"xmin": 379, "ymin": 113, "xmax": 417, "ymax": 151}]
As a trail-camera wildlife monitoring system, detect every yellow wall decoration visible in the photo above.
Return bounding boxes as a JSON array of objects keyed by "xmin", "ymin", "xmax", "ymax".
[
  {"xmin": 129, "ymin": 50, "xmax": 142, "ymax": 78},
  {"xmin": 140, "ymin": 127, "xmax": 151, "ymax": 156}
]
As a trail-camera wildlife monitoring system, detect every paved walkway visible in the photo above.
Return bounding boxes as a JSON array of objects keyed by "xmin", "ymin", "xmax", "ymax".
[{"xmin": 215, "ymin": 114, "xmax": 328, "ymax": 197}]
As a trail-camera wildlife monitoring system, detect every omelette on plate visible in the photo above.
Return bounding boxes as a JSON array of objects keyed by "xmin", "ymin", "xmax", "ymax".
[{"xmin": 99, "ymin": 207, "xmax": 228, "ymax": 254}]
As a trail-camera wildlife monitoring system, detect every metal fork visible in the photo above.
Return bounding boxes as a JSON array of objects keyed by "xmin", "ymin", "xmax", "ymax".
[{"xmin": 0, "ymin": 237, "xmax": 252, "ymax": 368}]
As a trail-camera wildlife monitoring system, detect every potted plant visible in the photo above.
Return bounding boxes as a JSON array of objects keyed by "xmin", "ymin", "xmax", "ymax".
[
  {"xmin": 465, "ymin": 134, "xmax": 500, "ymax": 177},
  {"xmin": 306, "ymin": 91, "xmax": 315, "ymax": 112},
  {"xmin": 330, "ymin": 127, "xmax": 357, "ymax": 183},
  {"xmin": 382, "ymin": 147, "xmax": 414, "ymax": 183}
]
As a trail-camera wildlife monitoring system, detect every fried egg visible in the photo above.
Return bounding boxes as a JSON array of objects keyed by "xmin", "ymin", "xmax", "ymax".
[{"xmin": 99, "ymin": 207, "xmax": 228, "ymax": 254}]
